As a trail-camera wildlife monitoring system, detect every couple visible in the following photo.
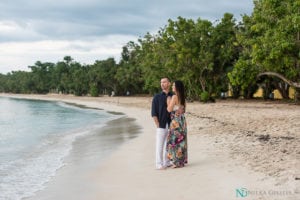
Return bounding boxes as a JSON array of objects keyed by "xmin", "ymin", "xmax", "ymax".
[{"xmin": 151, "ymin": 77, "xmax": 187, "ymax": 170}]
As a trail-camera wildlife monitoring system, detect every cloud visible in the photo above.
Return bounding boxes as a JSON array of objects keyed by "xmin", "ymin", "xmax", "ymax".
[
  {"xmin": 0, "ymin": 0, "xmax": 253, "ymax": 40},
  {"xmin": 0, "ymin": 34, "xmax": 137, "ymax": 73},
  {"xmin": 0, "ymin": 20, "xmax": 44, "ymax": 42}
]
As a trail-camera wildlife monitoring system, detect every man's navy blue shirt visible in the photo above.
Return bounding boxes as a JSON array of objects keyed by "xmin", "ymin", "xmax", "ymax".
[{"xmin": 151, "ymin": 91, "xmax": 173, "ymax": 128}]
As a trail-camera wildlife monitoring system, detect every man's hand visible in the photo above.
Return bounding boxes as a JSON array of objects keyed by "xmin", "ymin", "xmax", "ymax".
[{"xmin": 153, "ymin": 116, "xmax": 159, "ymax": 128}]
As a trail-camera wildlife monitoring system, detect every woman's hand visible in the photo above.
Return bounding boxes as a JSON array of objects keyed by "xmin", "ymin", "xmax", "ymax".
[{"xmin": 167, "ymin": 96, "xmax": 172, "ymax": 105}]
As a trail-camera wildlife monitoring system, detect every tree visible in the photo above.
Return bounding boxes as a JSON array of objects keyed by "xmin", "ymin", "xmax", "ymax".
[
  {"xmin": 116, "ymin": 41, "xmax": 145, "ymax": 95},
  {"xmin": 138, "ymin": 32, "xmax": 167, "ymax": 94},
  {"xmin": 230, "ymin": 0, "xmax": 300, "ymax": 99},
  {"xmin": 92, "ymin": 58, "xmax": 119, "ymax": 95},
  {"xmin": 211, "ymin": 13, "xmax": 240, "ymax": 96},
  {"xmin": 29, "ymin": 61, "xmax": 54, "ymax": 93},
  {"xmin": 69, "ymin": 62, "xmax": 89, "ymax": 96}
]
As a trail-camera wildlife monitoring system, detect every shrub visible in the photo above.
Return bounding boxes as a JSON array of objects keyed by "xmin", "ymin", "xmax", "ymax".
[
  {"xmin": 90, "ymin": 85, "xmax": 99, "ymax": 97},
  {"xmin": 200, "ymin": 91, "xmax": 209, "ymax": 103}
]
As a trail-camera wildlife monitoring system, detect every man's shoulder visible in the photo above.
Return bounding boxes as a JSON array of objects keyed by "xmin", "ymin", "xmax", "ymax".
[
  {"xmin": 153, "ymin": 92, "xmax": 162, "ymax": 98},
  {"xmin": 153, "ymin": 92, "xmax": 173, "ymax": 98}
]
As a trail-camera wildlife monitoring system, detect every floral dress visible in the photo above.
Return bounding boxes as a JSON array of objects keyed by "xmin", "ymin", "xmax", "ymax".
[{"xmin": 166, "ymin": 105, "xmax": 187, "ymax": 167}]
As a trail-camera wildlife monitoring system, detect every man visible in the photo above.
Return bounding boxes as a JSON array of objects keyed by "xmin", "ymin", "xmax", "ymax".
[{"xmin": 151, "ymin": 77, "xmax": 172, "ymax": 169}]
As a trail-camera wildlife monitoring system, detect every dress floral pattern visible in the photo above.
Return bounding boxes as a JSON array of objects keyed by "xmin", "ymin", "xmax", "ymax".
[{"xmin": 167, "ymin": 105, "xmax": 187, "ymax": 167}]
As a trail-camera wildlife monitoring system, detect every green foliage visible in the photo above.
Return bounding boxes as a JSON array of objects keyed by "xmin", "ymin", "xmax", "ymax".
[
  {"xmin": 229, "ymin": 0, "xmax": 300, "ymax": 99},
  {"xmin": 92, "ymin": 58, "xmax": 120, "ymax": 95},
  {"xmin": 89, "ymin": 85, "xmax": 99, "ymax": 97},
  {"xmin": 116, "ymin": 41, "xmax": 145, "ymax": 95},
  {"xmin": 200, "ymin": 91, "xmax": 209, "ymax": 102},
  {"xmin": 1, "ymin": 2, "xmax": 299, "ymax": 101},
  {"xmin": 0, "ymin": 71, "xmax": 33, "ymax": 93}
]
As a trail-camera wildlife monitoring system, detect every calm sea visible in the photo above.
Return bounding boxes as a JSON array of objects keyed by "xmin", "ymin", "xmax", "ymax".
[{"xmin": 0, "ymin": 97, "xmax": 120, "ymax": 200}]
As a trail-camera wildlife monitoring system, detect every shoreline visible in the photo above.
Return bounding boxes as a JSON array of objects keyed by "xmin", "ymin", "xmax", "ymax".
[
  {"xmin": 1, "ymin": 93, "xmax": 299, "ymax": 200},
  {"xmin": 0, "ymin": 95, "xmax": 142, "ymax": 200},
  {"xmin": 27, "ymin": 116, "xmax": 141, "ymax": 200}
]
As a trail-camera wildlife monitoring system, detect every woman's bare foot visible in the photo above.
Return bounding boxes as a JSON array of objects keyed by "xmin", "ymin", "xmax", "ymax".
[{"xmin": 156, "ymin": 166, "xmax": 166, "ymax": 170}]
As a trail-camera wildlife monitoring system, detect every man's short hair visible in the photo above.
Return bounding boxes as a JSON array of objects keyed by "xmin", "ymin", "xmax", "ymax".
[{"xmin": 161, "ymin": 77, "xmax": 170, "ymax": 82}]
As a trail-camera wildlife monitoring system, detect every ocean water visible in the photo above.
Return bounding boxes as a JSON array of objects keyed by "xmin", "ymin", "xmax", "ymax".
[{"xmin": 0, "ymin": 97, "xmax": 120, "ymax": 200}]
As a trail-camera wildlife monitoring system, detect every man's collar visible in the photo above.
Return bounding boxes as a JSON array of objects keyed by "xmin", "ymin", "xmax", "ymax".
[{"xmin": 161, "ymin": 91, "xmax": 172, "ymax": 95}]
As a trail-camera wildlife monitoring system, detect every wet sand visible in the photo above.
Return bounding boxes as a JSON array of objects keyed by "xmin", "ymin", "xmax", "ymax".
[{"xmin": 24, "ymin": 115, "xmax": 141, "ymax": 200}]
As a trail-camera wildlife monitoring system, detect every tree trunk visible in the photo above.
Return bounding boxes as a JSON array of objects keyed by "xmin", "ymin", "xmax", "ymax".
[
  {"xmin": 257, "ymin": 72, "xmax": 300, "ymax": 100},
  {"xmin": 295, "ymin": 89, "xmax": 300, "ymax": 103},
  {"xmin": 274, "ymin": 82, "xmax": 290, "ymax": 99},
  {"xmin": 257, "ymin": 72, "xmax": 300, "ymax": 88}
]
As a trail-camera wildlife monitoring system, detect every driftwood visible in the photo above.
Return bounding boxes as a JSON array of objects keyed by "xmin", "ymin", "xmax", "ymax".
[{"xmin": 257, "ymin": 72, "xmax": 300, "ymax": 89}]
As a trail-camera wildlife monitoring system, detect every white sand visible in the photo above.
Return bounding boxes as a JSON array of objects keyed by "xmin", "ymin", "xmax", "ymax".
[{"xmin": 1, "ymin": 94, "xmax": 299, "ymax": 200}]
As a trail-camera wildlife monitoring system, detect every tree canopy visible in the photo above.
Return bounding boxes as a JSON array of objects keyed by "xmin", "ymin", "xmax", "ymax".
[{"xmin": 1, "ymin": 0, "xmax": 299, "ymax": 101}]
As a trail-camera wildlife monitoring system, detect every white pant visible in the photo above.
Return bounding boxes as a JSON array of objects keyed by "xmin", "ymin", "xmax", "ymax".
[{"xmin": 155, "ymin": 124, "xmax": 170, "ymax": 168}]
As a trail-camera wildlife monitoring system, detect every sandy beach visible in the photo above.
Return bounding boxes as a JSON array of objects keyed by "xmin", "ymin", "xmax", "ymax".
[{"xmin": 1, "ymin": 93, "xmax": 299, "ymax": 200}]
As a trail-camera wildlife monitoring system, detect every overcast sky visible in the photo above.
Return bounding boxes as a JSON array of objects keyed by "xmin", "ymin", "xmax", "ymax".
[{"xmin": 0, "ymin": 0, "xmax": 254, "ymax": 73}]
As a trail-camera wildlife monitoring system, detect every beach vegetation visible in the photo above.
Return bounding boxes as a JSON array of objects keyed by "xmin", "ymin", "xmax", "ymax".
[
  {"xmin": 0, "ymin": 0, "xmax": 299, "ymax": 101},
  {"xmin": 200, "ymin": 91, "xmax": 209, "ymax": 103}
]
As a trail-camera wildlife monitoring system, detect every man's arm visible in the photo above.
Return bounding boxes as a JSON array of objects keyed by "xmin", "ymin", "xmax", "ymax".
[{"xmin": 151, "ymin": 95, "xmax": 159, "ymax": 128}]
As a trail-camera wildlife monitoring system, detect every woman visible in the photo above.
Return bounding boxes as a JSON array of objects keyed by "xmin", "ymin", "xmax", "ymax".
[{"xmin": 166, "ymin": 80, "xmax": 187, "ymax": 168}]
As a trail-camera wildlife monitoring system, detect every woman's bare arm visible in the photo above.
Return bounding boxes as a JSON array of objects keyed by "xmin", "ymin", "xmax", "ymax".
[{"xmin": 167, "ymin": 95, "xmax": 177, "ymax": 112}]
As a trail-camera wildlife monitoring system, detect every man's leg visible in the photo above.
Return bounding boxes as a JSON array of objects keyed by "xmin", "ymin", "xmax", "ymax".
[
  {"xmin": 162, "ymin": 125, "xmax": 171, "ymax": 167},
  {"xmin": 156, "ymin": 128, "xmax": 166, "ymax": 169}
]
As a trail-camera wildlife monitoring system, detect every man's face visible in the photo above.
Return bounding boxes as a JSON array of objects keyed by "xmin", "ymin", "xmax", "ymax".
[{"xmin": 160, "ymin": 78, "xmax": 170, "ymax": 91}]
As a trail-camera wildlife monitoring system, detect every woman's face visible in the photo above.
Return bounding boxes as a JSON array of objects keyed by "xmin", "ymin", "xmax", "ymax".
[{"xmin": 172, "ymin": 83, "xmax": 176, "ymax": 93}]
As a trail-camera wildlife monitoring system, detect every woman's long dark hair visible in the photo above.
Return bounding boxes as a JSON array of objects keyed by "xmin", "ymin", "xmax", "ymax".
[{"xmin": 174, "ymin": 80, "xmax": 186, "ymax": 107}]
